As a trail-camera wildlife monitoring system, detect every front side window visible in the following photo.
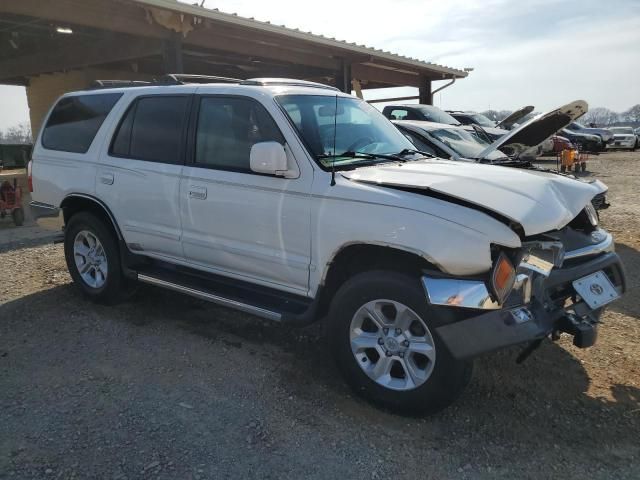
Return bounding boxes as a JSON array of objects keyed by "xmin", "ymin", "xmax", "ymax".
[
  {"xmin": 276, "ymin": 95, "xmax": 415, "ymax": 169},
  {"xmin": 110, "ymin": 96, "xmax": 189, "ymax": 163},
  {"xmin": 194, "ymin": 97, "xmax": 284, "ymax": 172},
  {"xmin": 42, "ymin": 93, "xmax": 122, "ymax": 153}
]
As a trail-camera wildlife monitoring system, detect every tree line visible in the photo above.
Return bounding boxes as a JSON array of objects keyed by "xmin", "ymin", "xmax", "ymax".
[
  {"xmin": 482, "ymin": 104, "xmax": 640, "ymax": 127},
  {"xmin": 0, "ymin": 122, "xmax": 32, "ymax": 144}
]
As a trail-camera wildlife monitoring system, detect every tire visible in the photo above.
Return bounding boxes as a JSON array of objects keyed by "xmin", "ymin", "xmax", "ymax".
[
  {"xmin": 11, "ymin": 207, "xmax": 24, "ymax": 226},
  {"xmin": 64, "ymin": 211, "xmax": 126, "ymax": 304},
  {"xmin": 328, "ymin": 270, "xmax": 473, "ymax": 415}
]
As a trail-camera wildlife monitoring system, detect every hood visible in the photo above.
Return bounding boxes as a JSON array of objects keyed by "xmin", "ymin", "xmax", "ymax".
[
  {"xmin": 478, "ymin": 100, "xmax": 588, "ymax": 160},
  {"xmin": 341, "ymin": 158, "xmax": 606, "ymax": 236},
  {"xmin": 496, "ymin": 105, "xmax": 535, "ymax": 130}
]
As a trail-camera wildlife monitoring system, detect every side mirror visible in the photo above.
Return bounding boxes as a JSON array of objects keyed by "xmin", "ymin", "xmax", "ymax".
[{"xmin": 250, "ymin": 141, "xmax": 289, "ymax": 176}]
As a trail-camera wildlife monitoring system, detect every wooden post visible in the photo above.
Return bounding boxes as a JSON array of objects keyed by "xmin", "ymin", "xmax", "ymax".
[
  {"xmin": 162, "ymin": 32, "xmax": 184, "ymax": 74},
  {"xmin": 419, "ymin": 78, "xmax": 433, "ymax": 105},
  {"xmin": 336, "ymin": 59, "xmax": 351, "ymax": 93}
]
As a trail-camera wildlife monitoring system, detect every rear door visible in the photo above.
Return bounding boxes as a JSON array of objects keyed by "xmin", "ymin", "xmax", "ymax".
[{"xmin": 97, "ymin": 89, "xmax": 195, "ymax": 260}]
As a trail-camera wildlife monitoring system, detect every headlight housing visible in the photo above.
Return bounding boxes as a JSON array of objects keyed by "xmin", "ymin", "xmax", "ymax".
[
  {"xmin": 584, "ymin": 202, "xmax": 599, "ymax": 227},
  {"xmin": 491, "ymin": 252, "xmax": 516, "ymax": 304}
]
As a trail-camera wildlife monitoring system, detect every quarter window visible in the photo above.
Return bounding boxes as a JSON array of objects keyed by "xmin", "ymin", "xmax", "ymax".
[
  {"xmin": 194, "ymin": 97, "xmax": 284, "ymax": 172},
  {"xmin": 110, "ymin": 96, "xmax": 189, "ymax": 164},
  {"xmin": 42, "ymin": 93, "xmax": 122, "ymax": 153}
]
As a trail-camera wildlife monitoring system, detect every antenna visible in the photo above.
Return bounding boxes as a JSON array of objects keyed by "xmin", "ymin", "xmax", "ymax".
[{"xmin": 330, "ymin": 94, "xmax": 338, "ymax": 186}]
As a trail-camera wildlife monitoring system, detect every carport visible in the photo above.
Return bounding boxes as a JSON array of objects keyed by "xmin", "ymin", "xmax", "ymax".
[{"xmin": 0, "ymin": 0, "xmax": 469, "ymax": 135}]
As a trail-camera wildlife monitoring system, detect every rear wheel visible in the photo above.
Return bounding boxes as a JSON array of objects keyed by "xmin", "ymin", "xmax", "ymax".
[
  {"xmin": 64, "ymin": 212, "xmax": 125, "ymax": 303},
  {"xmin": 328, "ymin": 270, "xmax": 472, "ymax": 415}
]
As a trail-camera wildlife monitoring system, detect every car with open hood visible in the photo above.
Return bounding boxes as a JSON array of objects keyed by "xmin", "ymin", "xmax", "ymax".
[
  {"xmin": 395, "ymin": 101, "xmax": 610, "ymax": 210},
  {"xmin": 30, "ymin": 78, "xmax": 626, "ymax": 416}
]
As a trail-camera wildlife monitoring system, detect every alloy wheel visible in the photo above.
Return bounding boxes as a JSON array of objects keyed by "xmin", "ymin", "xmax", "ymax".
[
  {"xmin": 73, "ymin": 230, "xmax": 108, "ymax": 289},
  {"xmin": 349, "ymin": 299, "xmax": 436, "ymax": 391}
]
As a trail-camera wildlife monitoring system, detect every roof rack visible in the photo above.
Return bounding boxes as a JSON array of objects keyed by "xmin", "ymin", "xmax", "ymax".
[
  {"xmin": 240, "ymin": 78, "xmax": 339, "ymax": 91},
  {"xmin": 90, "ymin": 80, "xmax": 153, "ymax": 89},
  {"xmin": 88, "ymin": 75, "xmax": 339, "ymax": 91},
  {"xmin": 158, "ymin": 74, "xmax": 242, "ymax": 85}
]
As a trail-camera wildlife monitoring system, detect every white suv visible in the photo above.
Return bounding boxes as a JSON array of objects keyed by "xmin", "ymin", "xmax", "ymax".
[{"xmin": 30, "ymin": 76, "xmax": 626, "ymax": 415}]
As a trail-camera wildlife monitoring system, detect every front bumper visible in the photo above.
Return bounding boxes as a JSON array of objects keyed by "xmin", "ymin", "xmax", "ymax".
[
  {"xmin": 607, "ymin": 139, "xmax": 636, "ymax": 149},
  {"xmin": 424, "ymin": 250, "xmax": 626, "ymax": 360}
]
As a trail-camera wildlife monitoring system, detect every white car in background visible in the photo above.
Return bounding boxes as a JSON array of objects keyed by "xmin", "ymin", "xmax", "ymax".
[{"xmin": 607, "ymin": 127, "xmax": 638, "ymax": 151}]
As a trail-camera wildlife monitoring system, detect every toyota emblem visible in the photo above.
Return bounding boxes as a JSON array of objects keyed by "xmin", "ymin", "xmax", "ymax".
[{"xmin": 590, "ymin": 283, "xmax": 604, "ymax": 296}]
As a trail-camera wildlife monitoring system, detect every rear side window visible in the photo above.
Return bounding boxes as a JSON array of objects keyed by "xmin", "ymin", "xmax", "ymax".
[
  {"xmin": 110, "ymin": 96, "xmax": 190, "ymax": 164},
  {"xmin": 42, "ymin": 93, "xmax": 122, "ymax": 153}
]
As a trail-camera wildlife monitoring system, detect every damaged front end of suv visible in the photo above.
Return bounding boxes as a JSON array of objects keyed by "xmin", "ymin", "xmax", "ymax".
[
  {"xmin": 424, "ymin": 203, "xmax": 625, "ymax": 362},
  {"xmin": 342, "ymin": 157, "xmax": 626, "ymax": 364}
]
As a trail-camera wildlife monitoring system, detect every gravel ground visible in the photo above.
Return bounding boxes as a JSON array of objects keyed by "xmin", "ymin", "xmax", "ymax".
[{"xmin": 1, "ymin": 151, "xmax": 638, "ymax": 479}]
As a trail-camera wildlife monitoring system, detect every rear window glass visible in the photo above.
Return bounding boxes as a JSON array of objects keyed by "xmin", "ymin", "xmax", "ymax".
[
  {"xmin": 110, "ymin": 96, "xmax": 189, "ymax": 164},
  {"xmin": 42, "ymin": 93, "xmax": 122, "ymax": 153}
]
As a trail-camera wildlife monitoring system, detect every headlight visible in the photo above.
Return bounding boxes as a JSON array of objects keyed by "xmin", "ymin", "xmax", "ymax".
[
  {"xmin": 491, "ymin": 252, "xmax": 516, "ymax": 304},
  {"xmin": 584, "ymin": 202, "xmax": 599, "ymax": 227}
]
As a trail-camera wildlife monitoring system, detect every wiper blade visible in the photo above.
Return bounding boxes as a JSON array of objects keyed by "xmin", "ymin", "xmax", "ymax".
[
  {"xmin": 318, "ymin": 151, "xmax": 407, "ymax": 162},
  {"xmin": 396, "ymin": 148, "xmax": 435, "ymax": 159}
]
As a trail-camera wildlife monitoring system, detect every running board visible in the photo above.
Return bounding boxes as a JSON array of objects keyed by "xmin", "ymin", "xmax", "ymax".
[{"xmin": 137, "ymin": 274, "xmax": 283, "ymax": 321}]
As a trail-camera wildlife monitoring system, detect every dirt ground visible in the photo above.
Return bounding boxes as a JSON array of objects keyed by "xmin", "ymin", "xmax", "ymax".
[{"xmin": 0, "ymin": 151, "xmax": 638, "ymax": 479}]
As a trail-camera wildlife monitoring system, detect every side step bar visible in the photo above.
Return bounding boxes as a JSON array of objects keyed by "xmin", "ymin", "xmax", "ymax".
[{"xmin": 137, "ymin": 274, "xmax": 282, "ymax": 322}]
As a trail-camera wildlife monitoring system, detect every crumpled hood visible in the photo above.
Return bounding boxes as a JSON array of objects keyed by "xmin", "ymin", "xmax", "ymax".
[{"xmin": 342, "ymin": 159, "xmax": 606, "ymax": 236}]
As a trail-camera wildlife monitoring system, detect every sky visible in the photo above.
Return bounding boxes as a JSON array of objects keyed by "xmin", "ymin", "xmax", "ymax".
[{"xmin": 1, "ymin": 0, "xmax": 639, "ymax": 131}]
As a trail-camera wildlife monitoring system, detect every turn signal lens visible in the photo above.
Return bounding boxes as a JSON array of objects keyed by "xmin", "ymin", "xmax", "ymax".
[{"xmin": 491, "ymin": 253, "xmax": 516, "ymax": 304}]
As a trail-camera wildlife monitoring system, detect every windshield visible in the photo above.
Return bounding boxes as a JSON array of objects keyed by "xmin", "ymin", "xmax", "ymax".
[
  {"xmin": 610, "ymin": 127, "xmax": 634, "ymax": 134},
  {"xmin": 416, "ymin": 106, "xmax": 460, "ymax": 125},
  {"xmin": 569, "ymin": 122, "xmax": 584, "ymax": 130},
  {"xmin": 467, "ymin": 113, "xmax": 495, "ymax": 128},
  {"xmin": 426, "ymin": 127, "xmax": 506, "ymax": 161},
  {"xmin": 276, "ymin": 95, "xmax": 416, "ymax": 168}
]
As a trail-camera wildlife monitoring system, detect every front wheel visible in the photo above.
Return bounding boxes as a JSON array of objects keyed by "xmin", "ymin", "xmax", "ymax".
[
  {"xmin": 64, "ymin": 212, "xmax": 126, "ymax": 304},
  {"xmin": 328, "ymin": 270, "xmax": 472, "ymax": 415}
]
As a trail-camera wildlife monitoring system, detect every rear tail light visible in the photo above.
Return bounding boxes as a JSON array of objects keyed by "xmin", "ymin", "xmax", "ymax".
[
  {"xmin": 27, "ymin": 160, "xmax": 33, "ymax": 192},
  {"xmin": 491, "ymin": 252, "xmax": 516, "ymax": 304}
]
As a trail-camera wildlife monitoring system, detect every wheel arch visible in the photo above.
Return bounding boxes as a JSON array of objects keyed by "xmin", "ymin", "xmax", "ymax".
[
  {"xmin": 60, "ymin": 193, "xmax": 123, "ymax": 241},
  {"xmin": 315, "ymin": 242, "xmax": 441, "ymax": 319}
]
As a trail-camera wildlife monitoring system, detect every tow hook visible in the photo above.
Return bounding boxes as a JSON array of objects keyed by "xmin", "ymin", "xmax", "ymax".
[{"xmin": 557, "ymin": 313, "xmax": 598, "ymax": 348}]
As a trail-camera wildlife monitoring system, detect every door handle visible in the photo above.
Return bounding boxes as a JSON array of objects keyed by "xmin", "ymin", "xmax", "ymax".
[
  {"xmin": 99, "ymin": 172, "xmax": 114, "ymax": 185},
  {"xmin": 188, "ymin": 186, "xmax": 207, "ymax": 200}
]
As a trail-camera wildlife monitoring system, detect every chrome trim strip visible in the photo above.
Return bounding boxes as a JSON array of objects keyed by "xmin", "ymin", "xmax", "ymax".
[
  {"xmin": 137, "ymin": 274, "xmax": 282, "ymax": 322},
  {"xmin": 564, "ymin": 230, "xmax": 614, "ymax": 260},
  {"xmin": 29, "ymin": 201, "xmax": 60, "ymax": 219},
  {"xmin": 421, "ymin": 276, "xmax": 500, "ymax": 310}
]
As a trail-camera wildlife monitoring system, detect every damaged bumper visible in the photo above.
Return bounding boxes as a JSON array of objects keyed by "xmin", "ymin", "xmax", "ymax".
[{"xmin": 422, "ymin": 247, "xmax": 626, "ymax": 360}]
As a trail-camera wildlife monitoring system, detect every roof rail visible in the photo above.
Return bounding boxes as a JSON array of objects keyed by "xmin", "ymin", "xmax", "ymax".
[
  {"xmin": 90, "ymin": 80, "xmax": 153, "ymax": 89},
  {"xmin": 240, "ymin": 78, "xmax": 339, "ymax": 91},
  {"xmin": 158, "ymin": 74, "xmax": 242, "ymax": 85}
]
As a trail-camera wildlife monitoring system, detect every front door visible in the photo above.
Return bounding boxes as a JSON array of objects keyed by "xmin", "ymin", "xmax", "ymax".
[{"xmin": 180, "ymin": 95, "xmax": 311, "ymax": 294}]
